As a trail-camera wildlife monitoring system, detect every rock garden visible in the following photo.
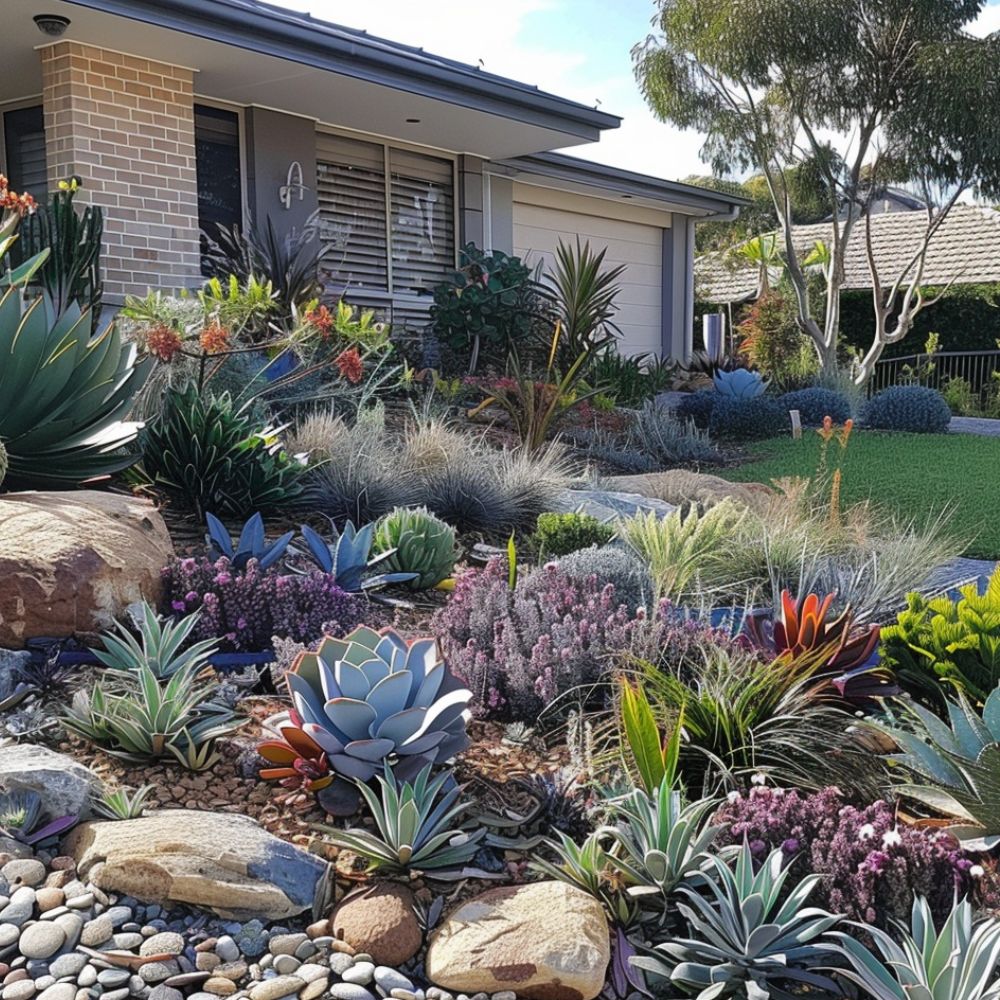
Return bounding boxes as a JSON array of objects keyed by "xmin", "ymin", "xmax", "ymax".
[{"xmin": 6, "ymin": 175, "xmax": 1000, "ymax": 1000}]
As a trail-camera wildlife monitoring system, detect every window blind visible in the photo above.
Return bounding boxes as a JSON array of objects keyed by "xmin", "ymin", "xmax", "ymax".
[{"xmin": 3, "ymin": 106, "xmax": 48, "ymax": 205}]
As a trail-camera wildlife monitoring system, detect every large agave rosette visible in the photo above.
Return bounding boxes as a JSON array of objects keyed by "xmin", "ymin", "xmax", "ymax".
[{"xmin": 275, "ymin": 626, "xmax": 472, "ymax": 783}]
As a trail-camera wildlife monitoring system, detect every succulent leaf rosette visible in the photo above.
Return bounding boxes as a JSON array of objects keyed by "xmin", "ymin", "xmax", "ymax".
[{"xmin": 262, "ymin": 626, "xmax": 472, "ymax": 788}]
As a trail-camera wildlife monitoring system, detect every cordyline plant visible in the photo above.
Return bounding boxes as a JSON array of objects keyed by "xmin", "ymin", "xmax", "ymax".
[{"xmin": 635, "ymin": 0, "xmax": 1000, "ymax": 382}]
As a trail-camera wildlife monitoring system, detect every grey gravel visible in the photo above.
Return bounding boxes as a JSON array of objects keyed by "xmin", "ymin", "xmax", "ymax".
[
  {"xmin": 80, "ymin": 915, "xmax": 112, "ymax": 948},
  {"xmin": 214, "ymin": 938, "xmax": 239, "ymax": 964},
  {"xmin": 342, "ymin": 963, "xmax": 374, "ymax": 987}
]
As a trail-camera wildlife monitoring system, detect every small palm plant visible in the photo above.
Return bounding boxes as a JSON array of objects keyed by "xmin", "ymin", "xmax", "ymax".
[
  {"xmin": 830, "ymin": 896, "xmax": 1000, "ymax": 1000},
  {"xmin": 632, "ymin": 844, "xmax": 844, "ymax": 1000}
]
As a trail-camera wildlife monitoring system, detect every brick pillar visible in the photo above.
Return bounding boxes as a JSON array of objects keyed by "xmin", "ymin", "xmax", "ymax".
[{"xmin": 40, "ymin": 41, "xmax": 201, "ymax": 302}]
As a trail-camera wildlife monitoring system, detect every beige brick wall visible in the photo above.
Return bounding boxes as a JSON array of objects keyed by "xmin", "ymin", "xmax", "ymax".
[{"xmin": 40, "ymin": 41, "xmax": 201, "ymax": 301}]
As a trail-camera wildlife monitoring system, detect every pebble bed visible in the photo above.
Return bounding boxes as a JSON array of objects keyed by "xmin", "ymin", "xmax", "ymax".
[{"xmin": 0, "ymin": 856, "xmax": 511, "ymax": 1000}]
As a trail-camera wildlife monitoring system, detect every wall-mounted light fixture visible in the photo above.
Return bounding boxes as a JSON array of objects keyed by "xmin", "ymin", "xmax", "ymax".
[
  {"xmin": 34, "ymin": 13, "xmax": 72, "ymax": 36},
  {"xmin": 279, "ymin": 161, "xmax": 308, "ymax": 210}
]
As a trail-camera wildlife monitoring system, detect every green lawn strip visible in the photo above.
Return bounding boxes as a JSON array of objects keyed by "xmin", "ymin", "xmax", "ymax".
[{"xmin": 715, "ymin": 430, "xmax": 1000, "ymax": 559}]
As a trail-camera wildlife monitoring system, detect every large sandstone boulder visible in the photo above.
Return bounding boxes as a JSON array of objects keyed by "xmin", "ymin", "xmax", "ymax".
[
  {"xmin": 0, "ymin": 490, "xmax": 174, "ymax": 648},
  {"xmin": 0, "ymin": 743, "xmax": 103, "ymax": 819},
  {"xmin": 331, "ymin": 882, "xmax": 422, "ymax": 966},
  {"xmin": 66, "ymin": 810, "xmax": 332, "ymax": 920},
  {"xmin": 426, "ymin": 882, "xmax": 609, "ymax": 1000},
  {"xmin": 608, "ymin": 470, "xmax": 775, "ymax": 514}
]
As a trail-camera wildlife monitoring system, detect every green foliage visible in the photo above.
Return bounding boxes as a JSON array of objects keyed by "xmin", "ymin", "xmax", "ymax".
[
  {"xmin": 316, "ymin": 762, "xmax": 485, "ymax": 876},
  {"xmin": 881, "ymin": 567, "xmax": 1000, "ymax": 708},
  {"xmin": 533, "ymin": 512, "xmax": 614, "ymax": 559},
  {"xmin": 709, "ymin": 395, "xmax": 789, "ymax": 441},
  {"xmin": 63, "ymin": 664, "xmax": 239, "ymax": 769},
  {"xmin": 618, "ymin": 678, "xmax": 682, "ymax": 795},
  {"xmin": 589, "ymin": 350, "xmax": 675, "ymax": 408},
  {"xmin": 373, "ymin": 506, "xmax": 459, "ymax": 590},
  {"xmin": 92, "ymin": 603, "xmax": 218, "ymax": 680},
  {"xmin": 831, "ymin": 896, "xmax": 1000, "ymax": 1000},
  {"xmin": 632, "ymin": 845, "xmax": 843, "ymax": 999},
  {"xmin": 545, "ymin": 238, "xmax": 625, "ymax": 370},
  {"xmin": 738, "ymin": 292, "xmax": 818, "ymax": 388},
  {"xmin": 873, "ymin": 685, "xmax": 1000, "ymax": 850},
  {"xmin": 93, "ymin": 784, "xmax": 156, "ymax": 821},
  {"xmin": 20, "ymin": 180, "xmax": 103, "ymax": 327},
  {"xmin": 139, "ymin": 381, "xmax": 306, "ymax": 518},
  {"xmin": 430, "ymin": 243, "xmax": 546, "ymax": 374},
  {"xmin": 861, "ymin": 386, "xmax": 952, "ymax": 434}
]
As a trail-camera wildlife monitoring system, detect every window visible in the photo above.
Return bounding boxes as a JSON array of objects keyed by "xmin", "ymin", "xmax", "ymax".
[
  {"xmin": 195, "ymin": 104, "xmax": 242, "ymax": 272},
  {"xmin": 316, "ymin": 132, "xmax": 455, "ymax": 327},
  {"xmin": 2, "ymin": 105, "xmax": 47, "ymax": 205}
]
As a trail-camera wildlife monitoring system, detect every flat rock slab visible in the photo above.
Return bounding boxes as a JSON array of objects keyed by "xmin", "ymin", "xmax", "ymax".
[
  {"xmin": 0, "ymin": 744, "xmax": 102, "ymax": 819},
  {"xmin": 553, "ymin": 489, "xmax": 676, "ymax": 523},
  {"xmin": 0, "ymin": 490, "xmax": 174, "ymax": 648},
  {"xmin": 65, "ymin": 810, "xmax": 332, "ymax": 921}
]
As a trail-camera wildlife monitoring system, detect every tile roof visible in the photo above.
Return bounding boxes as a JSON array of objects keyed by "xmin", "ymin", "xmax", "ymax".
[{"xmin": 696, "ymin": 205, "xmax": 1000, "ymax": 303}]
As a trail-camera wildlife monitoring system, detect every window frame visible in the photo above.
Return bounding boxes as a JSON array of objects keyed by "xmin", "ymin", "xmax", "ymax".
[
  {"xmin": 315, "ymin": 122, "xmax": 459, "ymax": 316},
  {"xmin": 0, "ymin": 96, "xmax": 47, "ymax": 196},
  {"xmin": 192, "ymin": 96, "xmax": 249, "ymax": 234}
]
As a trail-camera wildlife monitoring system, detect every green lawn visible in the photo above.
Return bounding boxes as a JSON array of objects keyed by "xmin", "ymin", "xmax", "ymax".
[{"xmin": 716, "ymin": 430, "xmax": 1000, "ymax": 559}]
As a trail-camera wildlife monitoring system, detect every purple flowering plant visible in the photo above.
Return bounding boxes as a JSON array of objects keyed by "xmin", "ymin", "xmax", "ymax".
[{"xmin": 162, "ymin": 555, "xmax": 369, "ymax": 652}]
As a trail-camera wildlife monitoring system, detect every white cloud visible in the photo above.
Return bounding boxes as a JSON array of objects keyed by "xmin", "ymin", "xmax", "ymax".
[{"xmin": 970, "ymin": 1, "xmax": 1000, "ymax": 36}]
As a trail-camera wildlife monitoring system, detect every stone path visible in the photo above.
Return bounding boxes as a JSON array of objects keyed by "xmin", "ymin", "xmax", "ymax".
[
  {"xmin": 949, "ymin": 416, "xmax": 1000, "ymax": 437},
  {"xmin": 923, "ymin": 557, "xmax": 997, "ymax": 596}
]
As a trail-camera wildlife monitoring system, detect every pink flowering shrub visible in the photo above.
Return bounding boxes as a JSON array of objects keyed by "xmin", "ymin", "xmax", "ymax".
[
  {"xmin": 162, "ymin": 556, "xmax": 368, "ymax": 652},
  {"xmin": 712, "ymin": 784, "xmax": 976, "ymax": 928},
  {"xmin": 431, "ymin": 557, "xmax": 727, "ymax": 722}
]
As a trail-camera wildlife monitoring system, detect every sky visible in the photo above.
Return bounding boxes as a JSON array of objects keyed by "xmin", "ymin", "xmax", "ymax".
[{"xmin": 270, "ymin": 0, "xmax": 1000, "ymax": 183}]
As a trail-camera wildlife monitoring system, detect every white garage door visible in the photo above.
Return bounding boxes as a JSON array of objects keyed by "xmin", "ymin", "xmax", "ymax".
[{"xmin": 512, "ymin": 193, "xmax": 665, "ymax": 358}]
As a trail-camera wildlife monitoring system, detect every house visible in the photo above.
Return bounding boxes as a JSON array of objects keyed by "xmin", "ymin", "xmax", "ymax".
[
  {"xmin": 0, "ymin": 0, "xmax": 746, "ymax": 360},
  {"xmin": 697, "ymin": 205, "xmax": 1000, "ymax": 306}
]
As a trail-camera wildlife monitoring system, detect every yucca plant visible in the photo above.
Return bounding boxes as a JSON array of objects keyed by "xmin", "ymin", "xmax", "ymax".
[
  {"xmin": 373, "ymin": 507, "xmax": 459, "ymax": 590},
  {"xmin": 872, "ymin": 685, "xmax": 1000, "ymax": 850},
  {"xmin": 632, "ymin": 845, "xmax": 844, "ymax": 1000},
  {"xmin": 619, "ymin": 500, "xmax": 745, "ymax": 604},
  {"xmin": 316, "ymin": 761, "xmax": 486, "ymax": 877},
  {"xmin": 93, "ymin": 602, "xmax": 218, "ymax": 680},
  {"xmin": 63, "ymin": 663, "xmax": 239, "ymax": 769},
  {"xmin": 93, "ymin": 784, "xmax": 156, "ymax": 820},
  {"xmin": 830, "ymin": 896, "xmax": 1000, "ymax": 1000}
]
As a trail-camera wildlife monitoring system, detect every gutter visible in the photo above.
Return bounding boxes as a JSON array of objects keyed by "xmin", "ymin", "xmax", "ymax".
[{"xmin": 62, "ymin": 0, "xmax": 622, "ymax": 141}]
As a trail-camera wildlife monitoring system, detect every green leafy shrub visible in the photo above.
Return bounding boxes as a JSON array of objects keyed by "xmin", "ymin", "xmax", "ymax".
[
  {"xmin": 590, "ymin": 350, "xmax": 674, "ymax": 407},
  {"xmin": 737, "ymin": 289, "xmax": 818, "ymax": 388},
  {"xmin": 778, "ymin": 386, "xmax": 852, "ymax": 425},
  {"xmin": 139, "ymin": 381, "xmax": 306, "ymax": 518},
  {"xmin": 861, "ymin": 385, "xmax": 951, "ymax": 433},
  {"xmin": 709, "ymin": 395, "xmax": 789, "ymax": 440},
  {"xmin": 533, "ymin": 512, "xmax": 614, "ymax": 559},
  {"xmin": 881, "ymin": 567, "xmax": 1000, "ymax": 708},
  {"xmin": 674, "ymin": 389, "xmax": 717, "ymax": 429},
  {"xmin": 373, "ymin": 506, "xmax": 458, "ymax": 589}
]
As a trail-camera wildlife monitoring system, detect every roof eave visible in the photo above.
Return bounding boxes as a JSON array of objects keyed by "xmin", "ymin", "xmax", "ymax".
[{"xmin": 62, "ymin": 0, "xmax": 623, "ymax": 141}]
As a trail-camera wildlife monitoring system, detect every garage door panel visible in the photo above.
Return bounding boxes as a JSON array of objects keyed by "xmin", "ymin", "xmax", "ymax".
[{"xmin": 513, "ymin": 201, "xmax": 663, "ymax": 358}]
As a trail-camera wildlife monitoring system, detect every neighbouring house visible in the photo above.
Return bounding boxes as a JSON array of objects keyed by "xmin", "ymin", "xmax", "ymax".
[
  {"xmin": 0, "ymin": 0, "xmax": 746, "ymax": 361},
  {"xmin": 696, "ymin": 205, "xmax": 1000, "ymax": 306}
]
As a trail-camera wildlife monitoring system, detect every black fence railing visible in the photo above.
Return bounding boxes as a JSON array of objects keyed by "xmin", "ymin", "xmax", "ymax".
[{"xmin": 870, "ymin": 349, "xmax": 1000, "ymax": 396}]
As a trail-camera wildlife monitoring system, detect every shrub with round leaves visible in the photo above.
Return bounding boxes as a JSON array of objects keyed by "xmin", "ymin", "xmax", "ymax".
[
  {"xmin": 674, "ymin": 389, "xmax": 717, "ymax": 429},
  {"xmin": 861, "ymin": 385, "xmax": 951, "ymax": 434}
]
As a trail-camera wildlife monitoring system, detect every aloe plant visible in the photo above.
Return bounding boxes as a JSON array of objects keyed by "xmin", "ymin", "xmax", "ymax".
[
  {"xmin": 277, "ymin": 625, "xmax": 471, "ymax": 783},
  {"xmin": 830, "ymin": 896, "xmax": 1000, "ymax": 1000},
  {"xmin": 873, "ymin": 685, "xmax": 1000, "ymax": 849},
  {"xmin": 632, "ymin": 845, "xmax": 844, "ymax": 999},
  {"xmin": 372, "ymin": 507, "xmax": 459, "ymax": 590},
  {"xmin": 316, "ymin": 761, "xmax": 486, "ymax": 876},
  {"xmin": 93, "ymin": 602, "xmax": 218, "ymax": 680}
]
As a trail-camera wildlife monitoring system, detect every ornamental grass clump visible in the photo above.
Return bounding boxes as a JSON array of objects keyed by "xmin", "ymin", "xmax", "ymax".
[
  {"xmin": 162, "ymin": 556, "xmax": 367, "ymax": 652},
  {"xmin": 712, "ymin": 784, "xmax": 974, "ymax": 929}
]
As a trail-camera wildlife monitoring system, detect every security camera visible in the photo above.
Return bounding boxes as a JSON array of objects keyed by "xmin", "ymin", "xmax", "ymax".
[{"xmin": 33, "ymin": 14, "xmax": 72, "ymax": 37}]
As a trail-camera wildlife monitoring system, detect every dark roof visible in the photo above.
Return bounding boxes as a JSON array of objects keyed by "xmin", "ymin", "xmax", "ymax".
[
  {"xmin": 64, "ymin": 0, "xmax": 622, "ymax": 140},
  {"xmin": 697, "ymin": 205, "xmax": 1000, "ymax": 303},
  {"xmin": 496, "ymin": 152, "xmax": 752, "ymax": 216}
]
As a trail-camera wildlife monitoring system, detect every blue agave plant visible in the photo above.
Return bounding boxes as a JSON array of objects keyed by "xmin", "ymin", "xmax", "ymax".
[
  {"xmin": 298, "ymin": 520, "xmax": 417, "ymax": 594},
  {"xmin": 0, "ymin": 789, "xmax": 78, "ymax": 848},
  {"xmin": 713, "ymin": 368, "xmax": 768, "ymax": 400},
  {"xmin": 205, "ymin": 512, "xmax": 293, "ymax": 570},
  {"xmin": 282, "ymin": 625, "xmax": 472, "ymax": 782}
]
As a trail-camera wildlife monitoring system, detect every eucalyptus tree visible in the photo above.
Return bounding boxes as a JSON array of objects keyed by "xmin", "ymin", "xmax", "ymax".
[{"xmin": 635, "ymin": 1, "xmax": 1000, "ymax": 382}]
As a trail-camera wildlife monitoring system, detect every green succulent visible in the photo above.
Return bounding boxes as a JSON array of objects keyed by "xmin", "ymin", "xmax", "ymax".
[
  {"xmin": 93, "ymin": 602, "xmax": 218, "ymax": 680},
  {"xmin": 93, "ymin": 784, "xmax": 156, "ymax": 820},
  {"xmin": 632, "ymin": 845, "xmax": 844, "ymax": 1000},
  {"xmin": 873, "ymin": 685, "xmax": 1000, "ymax": 850},
  {"xmin": 831, "ymin": 896, "xmax": 1000, "ymax": 1000},
  {"xmin": 373, "ymin": 506, "xmax": 459, "ymax": 590},
  {"xmin": 316, "ymin": 761, "xmax": 486, "ymax": 876},
  {"xmin": 63, "ymin": 663, "xmax": 239, "ymax": 769},
  {"xmin": 882, "ymin": 566, "xmax": 1000, "ymax": 709}
]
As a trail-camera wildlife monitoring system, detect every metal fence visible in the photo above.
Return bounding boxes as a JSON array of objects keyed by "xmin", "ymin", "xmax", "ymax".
[{"xmin": 870, "ymin": 349, "xmax": 1000, "ymax": 396}]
